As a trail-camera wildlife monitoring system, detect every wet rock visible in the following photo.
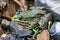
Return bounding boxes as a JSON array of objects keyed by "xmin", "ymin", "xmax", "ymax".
[
  {"xmin": 10, "ymin": 21, "xmax": 32, "ymax": 37},
  {"xmin": 37, "ymin": 30, "xmax": 50, "ymax": 40},
  {"xmin": 0, "ymin": 33, "xmax": 16, "ymax": 40},
  {"xmin": 2, "ymin": 10, "xmax": 12, "ymax": 20},
  {"xmin": 0, "ymin": 38, "xmax": 3, "ymax": 40},
  {"xmin": 2, "ymin": 0, "xmax": 16, "ymax": 20},
  {"xmin": 27, "ymin": 38, "xmax": 33, "ymax": 40},
  {"xmin": 1, "ymin": 34, "xmax": 6, "ymax": 38},
  {"xmin": 1, "ymin": 19, "xmax": 32, "ymax": 37},
  {"xmin": 0, "ymin": 0, "xmax": 7, "ymax": 11},
  {"xmin": 0, "ymin": 27, "xmax": 4, "ymax": 36},
  {"xmin": 3, "ymin": 34, "xmax": 15, "ymax": 40}
]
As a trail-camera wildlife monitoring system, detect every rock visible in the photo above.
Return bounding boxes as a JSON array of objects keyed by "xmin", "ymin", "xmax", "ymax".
[
  {"xmin": 0, "ymin": 27, "xmax": 4, "ymax": 36},
  {"xmin": 37, "ymin": 30, "xmax": 50, "ymax": 40},
  {"xmin": 10, "ymin": 21, "xmax": 32, "ymax": 37},
  {"xmin": 27, "ymin": 38, "xmax": 33, "ymax": 40},
  {"xmin": 2, "ymin": 0, "xmax": 16, "ymax": 20},
  {"xmin": 0, "ymin": 33, "xmax": 16, "ymax": 40},
  {"xmin": 0, "ymin": 38, "xmax": 3, "ymax": 40},
  {"xmin": 0, "ymin": 0, "xmax": 7, "ymax": 11},
  {"xmin": 2, "ymin": 34, "xmax": 15, "ymax": 40},
  {"xmin": 48, "ymin": 21, "xmax": 52, "ymax": 30},
  {"xmin": 2, "ymin": 9, "xmax": 12, "ymax": 20},
  {"xmin": 1, "ymin": 34, "xmax": 7, "ymax": 38},
  {"xmin": 1, "ymin": 19, "xmax": 32, "ymax": 37},
  {"xmin": 50, "ymin": 21, "xmax": 60, "ymax": 36}
]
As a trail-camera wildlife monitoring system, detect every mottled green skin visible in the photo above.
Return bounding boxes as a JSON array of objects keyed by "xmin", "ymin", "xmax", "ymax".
[
  {"xmin": 33, "ymin": 27, "xmax": 39, "ymax": 39},
  {"xmin": 12, "ymin": 7, "xmax": 51, "ymax": 29},
  {"xmin": 12, "ymin": 7, "xmax": 47, "ymax": 20},
  {"xmin": 38, "ymin": 13, "xmax": 51, "ymax": 28}
]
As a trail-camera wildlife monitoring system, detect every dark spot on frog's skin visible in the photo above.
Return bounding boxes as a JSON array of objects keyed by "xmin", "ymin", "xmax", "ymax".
[{"xmin": 19, "ymin": 16, "xmax": 23, "ymax": 20}]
